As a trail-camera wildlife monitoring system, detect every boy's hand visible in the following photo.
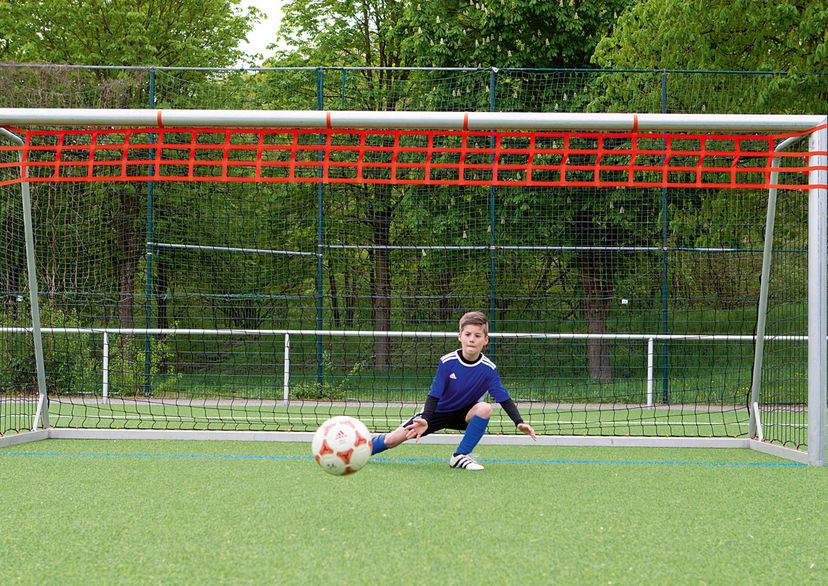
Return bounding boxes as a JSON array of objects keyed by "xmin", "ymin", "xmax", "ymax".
[
  {"xmin": 517, "ymin": 422, "xmax": 537, "ymax": 441},
  {"xmin": 404, "ymin": 417, "xmax": 428, "ymax": 441}
]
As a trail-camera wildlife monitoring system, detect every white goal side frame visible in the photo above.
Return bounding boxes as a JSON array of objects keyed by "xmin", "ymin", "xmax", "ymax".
[{"xmin": 0, "ymin": 109, "xmax": 825, "ymax": 466}]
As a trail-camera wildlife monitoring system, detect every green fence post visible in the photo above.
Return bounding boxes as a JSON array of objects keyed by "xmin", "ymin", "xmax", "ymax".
[
  {"xmin": 489, "ymin": 68, "xmax": 497, "ymax": 358},
  {"xmin": 660, "ymin": 70, "xmax": 670, "ymax": 403},
  {"xmin": 144, "ymin": 66, "xmax": 156, "ymax": 396},
  {"xmin": 316, "ymin": 67, "xmax": 325, "ymax": 384}
]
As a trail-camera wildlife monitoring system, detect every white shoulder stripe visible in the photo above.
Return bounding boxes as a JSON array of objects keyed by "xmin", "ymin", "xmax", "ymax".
[
  {"xmin": 480, "ymin": 355, "xmax": 497, "ymax": 370},
  {"xmin": 440, "ymin": 351, "xmax": 459, "ymax": 363}
]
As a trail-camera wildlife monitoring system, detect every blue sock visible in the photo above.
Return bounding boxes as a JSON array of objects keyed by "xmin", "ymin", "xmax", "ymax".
[
  {"xmin": 371, "ymin": 434, "xmax": 388, "ymax": 455},
  {"xmin": 454, "ymin": 416, "xmax": 489, "ymax": 455}
]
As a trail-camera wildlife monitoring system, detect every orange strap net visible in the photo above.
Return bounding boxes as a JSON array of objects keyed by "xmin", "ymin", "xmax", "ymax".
[{"xmin": 0, "ymin": 127, "xmax": 824, "ymax": 189}]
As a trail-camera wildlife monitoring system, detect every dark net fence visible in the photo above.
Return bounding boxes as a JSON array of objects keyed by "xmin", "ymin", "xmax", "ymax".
[{"xmin": 0, "ymin": 65, "xmax": 820, "ymax": 448}]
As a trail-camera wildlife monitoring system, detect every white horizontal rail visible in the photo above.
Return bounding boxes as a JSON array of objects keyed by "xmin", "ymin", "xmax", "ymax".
[
  {"xmin": 0, "ymin": 108, "xmax": 823, "ymax": 131},
  {"xmin": 149, "ymin": 242, "xmax": 318, "ymax": 257},
  {"xmin": 0, "ymin": 327, "xmax": 808, "ymax": 341}
]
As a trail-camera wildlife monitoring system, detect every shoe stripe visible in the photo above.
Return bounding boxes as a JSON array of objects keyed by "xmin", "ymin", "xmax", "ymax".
[{"xmin": 453, "ymin": 455, "xmax": 473, "ymax": 468}]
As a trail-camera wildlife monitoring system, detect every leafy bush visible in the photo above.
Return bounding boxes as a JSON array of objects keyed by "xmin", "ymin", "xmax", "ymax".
[
  {"xmin": 106, "ymin": 333, "xmax": 179, "ymax": 396},
  {"xmin": 0, "ymin": 304, "xmax": 97, "ymax": 395},
  {"xmin": 0, "ymin": 304, "xmax": 178, "ymax": 397},
  {"xmin": 290, "ymin": 352, "xmax": 367, "ymax": 401}
]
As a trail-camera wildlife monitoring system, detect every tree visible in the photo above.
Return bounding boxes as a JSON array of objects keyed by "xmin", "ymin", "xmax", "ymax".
[
  {"xmin": 400, "ymin": 0, "xmax": 631, "ymax": 69},
  {"xmin": 0, "ymin": 0, "xmax": 259, "ymax": 340},
  {"xmin": 595, "ymin": 0, "xmax": 828, "ymax": 72},
  {"xmin": 276, "ymin": 0, "xmax": 406, "ymax": 67},
  {"xmin": 400, "ymin": 0, "xmax": 632, "ymax": 381},
  {"xmin": 0, "ymin": 0, "xmax": 258, "ymax": 67},
  {"xmin": 272, "ymin": 0, "xmax": 416, "ymax": 370},
  {"xmin": 268, "ymin": 2, "xmax": 642, "ymax": 379},
  {"xmin": 592, "ymin": 0, "xmax": 828, "ymax": 113},
  {"xmin": 591, "ymin": 0, "xmax": 827, "ymax": 384}
]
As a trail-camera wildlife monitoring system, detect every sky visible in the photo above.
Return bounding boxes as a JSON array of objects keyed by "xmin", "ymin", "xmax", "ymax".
[{"xmin": 237, "ymin": 0, "xmax": 285, "ymax": 65}]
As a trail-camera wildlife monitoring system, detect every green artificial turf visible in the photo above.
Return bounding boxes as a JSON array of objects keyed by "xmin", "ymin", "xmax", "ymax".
[{"xmin": 2, "ymin": 439, "xmax": 826, "ymax": 585}]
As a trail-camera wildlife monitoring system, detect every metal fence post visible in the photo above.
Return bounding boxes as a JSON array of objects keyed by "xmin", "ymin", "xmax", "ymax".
[
  {"xmin": 660, "ymin": 70, "xmax": 670, "ymax": 403},
  {"xmin": 489, "ymin": 68, "xmax": 498, "ymax": 357},
  {"xmin": 316, "ymin": 67, "xmax": 325, "ymax": 385},
  {"xmin": 144, "ymin": 66, "xmax": 156, "ymax": 396}
]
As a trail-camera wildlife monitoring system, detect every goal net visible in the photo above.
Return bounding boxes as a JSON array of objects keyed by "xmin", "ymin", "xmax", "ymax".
[{"xmin": 1, "ymin": 109, "xmax": 825, "ymax": 463}]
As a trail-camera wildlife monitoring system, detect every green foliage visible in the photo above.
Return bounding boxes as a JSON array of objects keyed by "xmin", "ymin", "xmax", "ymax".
[
  {"xmin": 593, "ymin": 0, "xmax": 828, "ymax": 113},
  {"xmin": 595, "ymin": 0, "xmax": 828, "ymax": 72},
  {"xmin": 106, "ymin": 333, "xmax": 179, "ymax": 396},
  {"xmin": 0, "ymin": 305, "xmax": 178, "ymax": 397},
  {"xmin": 275, "ymin": 0, "xmax": 408, "ymax": 68},
  {"xmin": 0, "ymin": 330, "xmax": 33, "ymax": 396},
  {"xmin": 0, "ymin": 0, "xmax": 259, "ymax": 67},
  {"xmin": 399, "ymin": 0, "xmax": 632, "ymax": 68},
  {"xmin": 0, "ymin": 304, "xmax": 97, "ymax": 395},
  {"xmin": 290, "ymin": 351, "xmax": 368, "ymax": 400}
]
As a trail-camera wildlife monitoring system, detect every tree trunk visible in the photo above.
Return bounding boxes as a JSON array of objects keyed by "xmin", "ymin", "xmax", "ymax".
[
  {"xmin": 345, "ymin": 268, "xmax": 356, "ymax": 327},
  {"xmin": 155, "ymin": 252, "xmax": 169, "ymax": 331},
  {"xmin": 327, "ymin": 259, "xmax": 341, "ymax": 328},
  {"xmin": 369, "ymin": 189, "xmax": 392, "ymax": 371},
  {"xmin": 113, "ymin": 188, "xmax": 142, "ymax": 375},
  {"xmin": 576, "ymin": 212, "xmax": 614, "ymax": 382}
]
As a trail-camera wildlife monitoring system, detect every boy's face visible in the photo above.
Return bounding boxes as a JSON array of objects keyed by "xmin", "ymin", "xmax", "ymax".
[{"xmin": 458, "ymin": 324, "xmax": 488, "ymax": 359}]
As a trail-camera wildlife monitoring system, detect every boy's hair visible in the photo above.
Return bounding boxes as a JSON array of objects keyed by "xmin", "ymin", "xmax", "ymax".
[{"xmin": 459, "ymin": 311, "xmax": 489, "ymax": 335}]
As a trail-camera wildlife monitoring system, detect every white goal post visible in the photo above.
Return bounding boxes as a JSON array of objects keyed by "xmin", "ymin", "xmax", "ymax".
[
  {"xmin": 0, "ymin": 108, "xmax": 825, "ymax": 466},
  {"xmin": 0, "ymin": 108, "xmax": 823, "ymax": 130}
]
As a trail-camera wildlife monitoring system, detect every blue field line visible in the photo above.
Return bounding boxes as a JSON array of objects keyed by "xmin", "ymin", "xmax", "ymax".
[{"xmin": 0, "ymin": 450, "xmax": 805, "ymax": 467}]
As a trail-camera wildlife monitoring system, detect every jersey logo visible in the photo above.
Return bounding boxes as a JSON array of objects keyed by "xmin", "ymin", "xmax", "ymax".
[{"xmin": 449, "ymin": 373, "xmax": 457, "ymax": 379}]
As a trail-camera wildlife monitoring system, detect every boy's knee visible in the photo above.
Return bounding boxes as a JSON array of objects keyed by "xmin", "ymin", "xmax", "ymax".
[{"xmin": 474, "ymin": 402, "xmax": 492, "ymax": 419}]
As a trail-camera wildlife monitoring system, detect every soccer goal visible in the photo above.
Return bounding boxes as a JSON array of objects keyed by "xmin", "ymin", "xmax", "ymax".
[{"xmin": 0, "ymin": 108, "xmax": 825, "ymax": 465}]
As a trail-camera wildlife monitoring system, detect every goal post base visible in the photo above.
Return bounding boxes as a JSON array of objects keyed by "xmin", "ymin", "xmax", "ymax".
[
  {"xmin": 748, "ymin": 438, "xmax": 810, "ymax": 464},
  {"xmin": 0, "ymin": 430, "xmax": 49, "ymax": 448}
]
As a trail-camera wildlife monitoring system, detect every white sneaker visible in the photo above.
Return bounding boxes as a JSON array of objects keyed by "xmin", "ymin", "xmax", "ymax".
[{"xmin": 449, "ymin": 453, "xmax": 484, "ymax": 471}]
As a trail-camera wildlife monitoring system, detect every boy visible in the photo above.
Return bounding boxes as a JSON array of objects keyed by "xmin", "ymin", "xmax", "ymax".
[{"xmin": 370, "ymin": 311, "xmax": 536, "ymax": 470}]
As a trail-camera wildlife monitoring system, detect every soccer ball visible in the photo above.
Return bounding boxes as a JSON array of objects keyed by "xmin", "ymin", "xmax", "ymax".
[{"xmin": 311, "ymin": 416, "xmax": 372, "ymax": 476}]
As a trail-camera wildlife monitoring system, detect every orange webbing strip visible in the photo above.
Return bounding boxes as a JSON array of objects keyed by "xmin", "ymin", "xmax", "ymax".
[{"xmin": 3, "ymin": 126, "xmax": 825, "ymax": 190}]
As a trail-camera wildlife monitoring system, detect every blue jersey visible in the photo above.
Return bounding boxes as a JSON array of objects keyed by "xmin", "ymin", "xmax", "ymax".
[{"xmin": 428, "ymin": 350, "xmax": 511, "ymax": 413}]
